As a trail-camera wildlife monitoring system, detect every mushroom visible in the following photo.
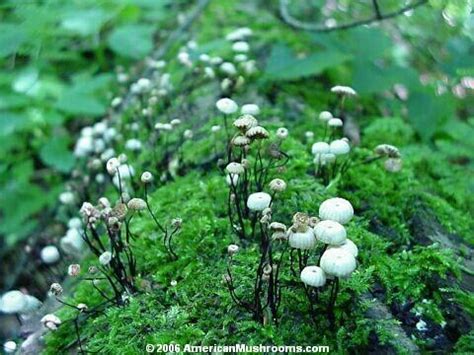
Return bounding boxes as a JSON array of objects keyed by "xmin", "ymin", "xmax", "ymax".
[
  {"xmin": 314, "ymin": 220, "xmax": 347, "ymax": 246},
  {"xmin": 319, "ymin": 197, "xmax": 354, "ymax": 225},
  {"xmin": 247, "ymin": 192, "xmax": 272, "ymax": 212},
  {"xmin": 301, "ymin": 266, "xmax": 327, "ymax": 287}
]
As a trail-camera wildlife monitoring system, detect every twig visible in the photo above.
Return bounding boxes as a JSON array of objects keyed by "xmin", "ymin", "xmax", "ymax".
[{"xmin": 278, "ymin": 0, "xmax": 428, "ymax": 32}]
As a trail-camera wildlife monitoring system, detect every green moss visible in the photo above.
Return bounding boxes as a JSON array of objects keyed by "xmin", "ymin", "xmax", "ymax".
[{"xmin": 363, "ymin": 117, "xmax": 415, "ymax": 147}]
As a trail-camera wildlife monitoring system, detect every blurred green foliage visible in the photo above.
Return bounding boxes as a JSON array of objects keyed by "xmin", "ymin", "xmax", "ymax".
[{"xmin": 0, "ymin": 0, "xmax": 180, "ymax": 249}]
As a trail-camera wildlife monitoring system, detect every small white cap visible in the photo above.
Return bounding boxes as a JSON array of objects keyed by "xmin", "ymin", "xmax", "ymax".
[
  {"xmin": 0, "ymin": 290, "xmax": 27, "ymax": 314},
  {"xmin": 247, "ymin": 192, "xmax": 271, "ymax": 211},
  {"xmin": 60, "ymin": 229, "xmax": 84, "ymax": 255},
  {"xmin": 329, "ymin": 139, "xmax": 351, "ymax": 155},
  {"xmin": 328, "ymin": 238, "xmax": 358, "ymax": 257},
  {"xmin": 227, "ymin": 244, "xmax": 239, "ymax": 255},
  {"xmin": 99, "ymin": 251, "xmax": 112, "ymax": 265},
  {"xmin": 67, "ymin": 217, "xmax": 82, "ymax": 230},
  {"xmin": 331, "ymin": 85, "xmax": 357, "ymax": 96},
  {"xmin": 312, "ymin": 142, "xmax": 330, "ymax": 155},
  {"xmin": 41, "ymin": 314, "xmax": 61, "ymax": 331},
  {"xmin": 106, "ymin": 157, "xmax": 120, "ymax": 175},
  {"xmin": 125, "ymin": 139, "xmax": 142, "ymax": 151},
  {"xmin": 220, "ymin": 62, "xmax": 237, "ymax": 76},
  {"xmin": 320, "ymin": 248, "xmax": 356, "ymax": 277},
  {"xmin": 314, "ymin": 220, "xmax": 347, "ymax": 245},
  {"xmin": 301, "ymin": 266, "xmax": 326, "ymax": 287},
  {"xmin": 319, "ymin": 111, "xmax": 333, "ymax": 121},
  {"xmin": 328, "ymin": 118, "xmax": 343, "ymax": 127},
  {"xmin": 288, "ymin": 228, "xmax": 316, "ymax": 250},
  {"xmin": 3, "ymin": 341, "xmax": 17, "ymax": 353},
  {"xmin": 226, "ymin": 162, "xmax": 245, "ymax": 175},
  {"xmin": 276, "ymin": 127, "xmax": 289, "ymax": 139},
  {"xmin": 216, "ymin": 98, "xmax": 238, "ymax": 114},
  {"xmin": 41, "ymin": 245, "xmax": 60, "ymax": 264},
  {"xmin": 269, "ymin": 178, "xmax": 287, "ymax": 192},
  {"xmin": 127, "ymin": 198, "xmax": 147, "ymax": 211},
  {"xmin": 59, "ymin": 191, "xmax": 75, "ymax": 205},
  {"xmin": 319, "ymin": 197, "xmax": 354, "ymax": 225},
  {"xmin": 141, "ymin": 171, "xmax": 153, "ymax": 183},
  {"xmin": 232, "ymin": 41, "xmax": 249, "ymax": 52},
  {"xmin": 241, "ymin": 104, "xmax": 260, "ymax": 115}
]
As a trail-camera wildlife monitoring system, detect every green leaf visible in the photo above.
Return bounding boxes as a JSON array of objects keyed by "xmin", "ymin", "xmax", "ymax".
[
  {"xmin": 352, "ymin": 62, "xmax": 418, "ymax": 94},
  {"xmin": 312, "ymin": 27, "xmax": 391, "ymax": 61},
  {"xmin": 61, "ymin": 9, "xmax": 109, "ymax": 36},
  {"xmin": 107, "ymin": 24, "xmax": 154, "ymax": 59},
  {"xmin": 407, "ymin": 90, "xmax": 456, "ymax": 141},
  {"xmin": 0, "ymin": 23, "xmax": 27, "ymax": 58},
  {"xmin": 39, "ymin": 137, "xmax": 75, "ymax": 172},
  {"xmin": 0, "ymin": 112, "xmax": 28, "ymax": 136},
  {"xmin": 55, "ymin": 91, "xmax": 106, "ymax": 116},
  {"xmin": 264, "ymin": 44, "xmax": 349, "ymax": 81}
]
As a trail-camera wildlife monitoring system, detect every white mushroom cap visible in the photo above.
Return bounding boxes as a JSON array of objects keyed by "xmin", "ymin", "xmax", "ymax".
[
  {"xmin": 374, "ymin": 144, "xmax": 400, "ymax": 158},
  {"xmin": 40, "ymin": 245, "xmax": 60, "ymax": 264},
  {"xmin": 141, "ymin": 171, "xmax": 153, "ymax": 183},
  {"xmin": 288, "ymin": 227, "xmax": 316, "ymax": 250},
  {"xmin": 233, "ymin": 115, "xmax": 258, "ymax": 131},
  {"xmin": 328, "ymin": 118, "xmax": 343, "ymax": 127},
  {"xmin": 314, "ymin": 220, "xmax": 347, "ymax": 245},
  {"xmin": 67, "ymin": 217, "xmax": 82, "ymax": 230},
  {"xmin": 319, "ymin": 197, "xmax": 354, "ymax": 225},
  {"xmin": 305, "ymin": 131, "xmax": 315, "ymax": 139},
  {"xmin": 3, "ymin": 341, "xmax": 16, "ymax": 353},
  {"xmin": 227, "ymin": 244, "xmax": 239, "ymax": 255},
  {"xmin": 241, "ymin": 104, "xmax": 260, "ymax": 115},
  {"xmin": 328, "ymin": 238, "xmax": 358, "ymax": 257},
  {"xmin": 246, "ymin": 126, "xmax": 269, "ymax": 139},
  {"xmin": 301, "ymin": 266, "xmax": 327, "ymax": 287},
  {"xmin": 106, "ymin": 157, "xmax": 120, "ymax": 175},
  {"xmin": 269, "ymin": 178, "xmax": 287, "ymax": 192},
  {"xmin": 232, "ymin": 41, "xmax": 250, "ymax": 52},
  {"xmin": 211, "ymin": 125, "xmax": 221, "ymax": 133},
  {"xmin": 312, "ymin": 142, "xmax": 330, "ymax": 155},
  {"xmin": 320, "ymin": 248, "xmax": 356, "ymax": 278},
  {"xmin": 60, "ymin": 229, "xmax": 84, "ymax": 255},
  {"xmin": 24, "ymin": 295, "xmax": 42, "ymax": 313},
  {"xmin": 276, "ymin": 127, "xmax": 289, "ymax": 139},
  {"xmin": 331, "ymin": 85, "xmax": 357, "ymax": 96},
  {"xmin": 216, "ymin": 98, "xmax": 238, "ymax": 114},
  {"xmin": 247, "ymin": 192, "xmax": 271, "ymax": 211},
  {"xmin": 0, "ymin": 290, "xmax": 27, "ymax": 314},
  {"xmin": 226, "ymin": 27, "xmax": 253, "ymax": 41},
  {"xmin": 319, "ymin": 111, "xmax": 333, "ymax": 121},
  {"xmin": 226, "ymin": 162, "xmax": 245, "ymax": 175},
  {"xmin": 220, "ymin": 62, "xmax": 237, "ymax": 76},
  {"xmin": 41, "ymin": 314, "xmax": 61, "ymax": 331},
  {"xmin": 329, "ymin": 139, "xmax": 351, "ymax": 155},
  {"xmin": 99, "ymin": 251, "xmax": 112, "ymax": 265},
  {"xmin": 127, "ymin": 198, "xmax": 147, "ymax": 211}
]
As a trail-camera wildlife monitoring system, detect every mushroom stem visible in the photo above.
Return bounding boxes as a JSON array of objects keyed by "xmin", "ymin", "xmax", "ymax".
[{"xmin": 328, "ymin": 277, "xmax": 340, "ymax": 329}]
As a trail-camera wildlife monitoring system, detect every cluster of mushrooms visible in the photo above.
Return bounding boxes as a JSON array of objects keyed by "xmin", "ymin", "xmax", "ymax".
[{"xmin": 294, "ymin": 197, "xmax": 358, "ymax": 287}]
